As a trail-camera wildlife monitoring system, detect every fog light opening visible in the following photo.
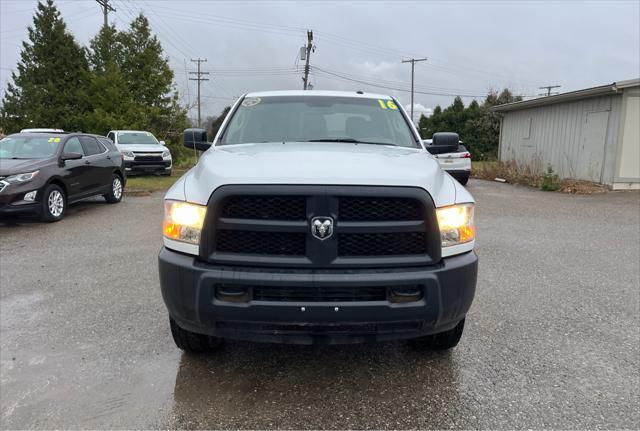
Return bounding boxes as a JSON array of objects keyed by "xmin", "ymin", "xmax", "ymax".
[
  {"xmin": 215, "ymin": 284, "xmax": 251, "ymax": 303},
  {"xmin": 24, "ymin": 190, "xmax": 37, "ymax": 202},
  {"xmin": 388, "ymin": 285, "xmax": 423, "ymax": 303}
]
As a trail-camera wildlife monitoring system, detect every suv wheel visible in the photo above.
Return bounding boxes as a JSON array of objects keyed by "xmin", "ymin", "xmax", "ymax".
[
  {"xmin": 104, "ymin": 174, "xmax": 123, "ymax": 203},
  {"xmin": 40, "ymin": 184, "xmax": 66, "ymax": 222},
  {"xmin": 170, "ymin": 317, "xmax": 223, "ymax": 353},
  {"xmin": 410, "ymin": 319, "xmax": 465, "ymax": 351}
]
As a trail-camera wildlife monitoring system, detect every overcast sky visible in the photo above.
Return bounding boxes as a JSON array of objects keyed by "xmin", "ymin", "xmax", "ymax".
[{"xmin": 1, "ymin": 0, "xmax": 639, "ymax": 122}]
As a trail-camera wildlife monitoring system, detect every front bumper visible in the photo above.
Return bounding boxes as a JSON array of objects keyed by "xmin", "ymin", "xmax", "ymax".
[
  {"xmin": 159, "ymin": 247, "xmax": 478, "ymax": 344},
  {"xmin": 124, "ymin": 160, "xmax": 171, "ymax": 174},
  {"xmin": 0, "ymin": 183, "xmax": 43, "ymax": 217}
]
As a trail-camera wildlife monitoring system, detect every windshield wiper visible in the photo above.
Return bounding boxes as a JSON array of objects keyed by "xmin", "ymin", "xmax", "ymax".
[{"xmin": 307, "ymin": 138, "xmax": 396, "ymax": 146}]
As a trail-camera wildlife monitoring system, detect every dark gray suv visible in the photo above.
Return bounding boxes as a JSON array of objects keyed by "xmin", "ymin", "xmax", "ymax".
[{"xmin": 0, "ymin": 132, "xmax": 126, "ymax": 222}]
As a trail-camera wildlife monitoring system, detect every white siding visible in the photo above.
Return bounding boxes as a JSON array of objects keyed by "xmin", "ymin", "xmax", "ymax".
[
  {"xmin": 617, "ymin": 94, "xmax": 640, "ymax": 180},
  {"xmin": 499, "ymin": 94, "xmax": 623, "ymax": 183}
]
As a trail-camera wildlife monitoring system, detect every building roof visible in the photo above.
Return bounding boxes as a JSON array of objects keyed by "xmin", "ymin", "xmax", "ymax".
[{"xmin": 493, "ymin": 78, "xmax": 640, "ymax": 112}]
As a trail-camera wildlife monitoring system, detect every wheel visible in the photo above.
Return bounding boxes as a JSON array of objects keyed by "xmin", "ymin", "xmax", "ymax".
[
  {"xmin": 40, "ymin": 184, "xmax": 66, "ymax": 222},
  {"xmin": 170, "ymin": 316, "xmax": 223, "ymax": 353},
  {"xmin": 104, "ymin": 174, "xmax": 123, "ymax": 203},
  {"xmin": 410, "ymin": 319, "xmax": 465, "ymax": 351}
]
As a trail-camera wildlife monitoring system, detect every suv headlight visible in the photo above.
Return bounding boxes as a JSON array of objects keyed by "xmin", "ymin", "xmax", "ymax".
[
  {"xmin": 436, "ymin": 203, "xmax": 475, "ymax": 248},
  {"xmin": 122, "ymin": 151, "xmax": 135, "ymax": 158},
  {"xmin": 6, "ymin": 170, "xmax": 39, "ymax": 184},
  {"xmin": 162, "ymin": 150, "xmax": 171, "ymax": 158},
  {"xmin": 163, "ymin": 200, "xmax": 206, "ymax": 245}
]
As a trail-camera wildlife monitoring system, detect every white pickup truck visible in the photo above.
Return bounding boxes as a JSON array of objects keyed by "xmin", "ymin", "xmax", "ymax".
[{"xmin": 158, "ymin": 90, "xmax": 477, "ymax": 352}]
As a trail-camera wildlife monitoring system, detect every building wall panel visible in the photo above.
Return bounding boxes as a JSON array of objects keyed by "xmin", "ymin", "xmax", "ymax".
[{"xmin": 499, "ymin": 94, "xmax": 623, "ymax": 183}]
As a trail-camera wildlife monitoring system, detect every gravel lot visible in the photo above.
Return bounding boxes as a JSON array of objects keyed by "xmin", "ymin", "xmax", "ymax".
[{"xmin": 1, "ymin": 179, "xmax": 639, "ymax": 429}]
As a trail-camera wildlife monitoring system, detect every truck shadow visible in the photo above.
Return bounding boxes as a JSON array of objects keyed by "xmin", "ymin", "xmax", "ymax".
[{"xmin": 170, "ymin": 341, "xmax": 463, "ymax": 429}]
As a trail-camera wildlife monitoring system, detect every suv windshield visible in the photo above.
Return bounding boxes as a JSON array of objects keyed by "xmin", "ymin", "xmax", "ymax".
[
  {"xmin": 0, "ymin": 135, "xmax": 61, "ymax": 159},
  {"xmin": 117, "ymin": 132, "xmax": 159, "ymax": 145},
  {"xmin": 221, "ymin": 96, "xmax": 419, "ymax": 148}
]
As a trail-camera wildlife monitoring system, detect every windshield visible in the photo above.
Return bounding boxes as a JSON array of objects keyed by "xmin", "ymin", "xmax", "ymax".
[
  {"xmin": 117, "ymin": 132, "xmax": 159, "ymax": 145},
  {"xmin": 0, "ymin": 135, "xmax": 61, "ymax": 159},
  {"xmin": 221, "ymin": 96, "xmax": 419, "ymax": 148}
]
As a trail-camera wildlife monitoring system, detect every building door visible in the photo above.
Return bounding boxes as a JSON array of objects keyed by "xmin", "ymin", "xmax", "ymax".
[{"xmin": 578, "ymin": 110, "xmax": 609, "ymax": 182}]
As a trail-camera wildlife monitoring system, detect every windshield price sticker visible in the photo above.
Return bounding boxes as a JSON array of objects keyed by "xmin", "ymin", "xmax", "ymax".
[
  {"xmin": 378, "ymin": 99, "xmax": 398, "ymax": 110},
  {"xmin": 47, "ymin": 137, "xmax": 61, "ymax": 143},
  {"xmin": 242, "ymin": 97, "xmax": 261, "ymax": 107}
]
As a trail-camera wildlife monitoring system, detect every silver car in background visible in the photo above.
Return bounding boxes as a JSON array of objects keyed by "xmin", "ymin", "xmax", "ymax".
[
  {"xmin": 424, "ymin": 138, "xmax": 471, "ymax": 185},
  {"xmin": 107, "ymin": 130, "xmax": 172, "ymax": 176}
]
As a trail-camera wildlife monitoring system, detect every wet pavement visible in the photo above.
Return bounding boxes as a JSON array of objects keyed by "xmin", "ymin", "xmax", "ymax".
[{"xmin": 1, "ymin": 180, "xmax": 639, "ymax": 429}]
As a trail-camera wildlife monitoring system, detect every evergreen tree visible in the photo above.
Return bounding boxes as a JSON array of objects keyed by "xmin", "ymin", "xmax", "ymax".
[
  {"xmin": 119, "ymin": 14, "xmax": 174, "ymax": 109},
  {"xmin": 0, "ymin": 0, "xmax": 88, "ymax": 133},
  {"xmin": 417, "ymin": 90, "xmax": 522, "ymax": 160},
  {"xmin": 84, "ymin": 25, "xmax": 140, "ymax": 133}
]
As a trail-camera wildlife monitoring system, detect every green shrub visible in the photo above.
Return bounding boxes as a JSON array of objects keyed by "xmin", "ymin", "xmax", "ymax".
[{"xmin": 540, "ymin": 166, "xmax": 561, "ymax": 191}]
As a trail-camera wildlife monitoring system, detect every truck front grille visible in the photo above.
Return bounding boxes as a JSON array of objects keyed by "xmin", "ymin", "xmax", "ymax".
[
  {"xmin": 339, "ymin": 197, "xmax": 422, "ymax": 221},
  {"xmin": 338, "ymin": 232, "xmax": 427, "ymax": 256},
  {"xmin": 134, "ymin": 153, "xmax": 163, "ymax": 162},
  {"xmin": 201, "ymin": 185, "xmax": 440, "ymax": 268},
  {"xmin": 215, "ymin": 230, "xmax": 306, "ymax": 256},
  {"xmin": 221, "ymin": 196, "xmax": 305, "ymax": 220},
  {"xmin": 224, "ymin": 284, "xmax": 395, "ymax": 302}
]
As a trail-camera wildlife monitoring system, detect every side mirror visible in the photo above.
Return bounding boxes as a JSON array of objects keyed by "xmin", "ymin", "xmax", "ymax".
[
  {"xmin": 61, "ymin": 152, "xmax": 83, "ymax": 161},
  {"xmin": 426, "ymin": 132, "xmax": 460, "ymax": 154},
  {"xmin": 183, "ymin": 128, "xmax": 210, "ymax": 151},
  {"xmin": 159, "ymin": 140, "xmax": 166, "ymax": 146}
]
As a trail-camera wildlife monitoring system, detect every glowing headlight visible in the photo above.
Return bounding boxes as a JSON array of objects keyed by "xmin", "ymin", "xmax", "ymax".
[
  {"xmin": 162, "ymin": 151, "xmax": 171, "ymax": 158},
  {"xmin": 6, "ymin": 170, "xmax": 39, "ymax": 184},
  {"xmin": 163, "ymin": 200, "xmax": 207, "ymax": 245},
  {"xmin": 436, "ymin": 203, "xmax": 475, "ymax": 247}
]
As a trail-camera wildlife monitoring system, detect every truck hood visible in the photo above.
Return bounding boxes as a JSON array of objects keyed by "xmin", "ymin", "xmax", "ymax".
[
  {"xmin": 174, "ymin": 142, "xmax": 470, "ymax": 208},
  {"xmin": 0, "ymin": 157, "xmax": 53, "ymax": 176},
  {"xmin": 115, "ymin": 144, "xmax": 165, "ymax": 153}
]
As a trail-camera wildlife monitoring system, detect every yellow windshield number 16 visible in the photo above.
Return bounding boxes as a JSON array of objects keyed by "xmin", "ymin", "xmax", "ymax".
[{"xmin": 378, "ymin": 99, "xmax": 398, "ymax": 110}]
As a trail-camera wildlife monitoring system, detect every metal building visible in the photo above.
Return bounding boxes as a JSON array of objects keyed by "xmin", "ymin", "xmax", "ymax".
[{"xmin": 494, "ymin": 78, "xmax": 640, "ymax": 189}]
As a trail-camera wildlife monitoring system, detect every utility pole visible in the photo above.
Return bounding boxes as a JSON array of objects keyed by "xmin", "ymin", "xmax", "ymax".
[
  {"xmin": 95, "ymin": 0, "xmax": 115, "ymax": 29},
  {"xmin": 539, "ymin": 85, "xmax": 561, "ymax": 96},
  {"xmin": 189, "ymin": 58, "xmax": 210, "ymax": 128},
  {"xmin": 302, "ymin": 30, "xmax": 314, "ymax": 90},
  {"xmin": 402, "ymin": 58, "xmax": 427, "ymax": 124}
]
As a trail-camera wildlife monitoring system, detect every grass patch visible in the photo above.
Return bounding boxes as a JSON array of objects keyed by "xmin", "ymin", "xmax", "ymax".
[
  {"xmin": 471, "ymin": 161, "xmax": 607, "ymax": 194},
  {"xmin": 125, "ymin": 169, "xmax": 187, "ymax": 195}
]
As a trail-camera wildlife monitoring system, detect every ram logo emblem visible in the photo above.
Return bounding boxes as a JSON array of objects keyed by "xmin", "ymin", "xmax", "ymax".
[{"xmin": 311, "ymin": 217, "xmax": 334, "ymax": 240}]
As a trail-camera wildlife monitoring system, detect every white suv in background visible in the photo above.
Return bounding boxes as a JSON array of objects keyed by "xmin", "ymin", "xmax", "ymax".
[
  {"xmin": 424, "ymin": 138, "xmax": 471, "ymax": 185},
  {"xmin": 107, "ymin": 130, "xmax": 172, "ymax": 176}
]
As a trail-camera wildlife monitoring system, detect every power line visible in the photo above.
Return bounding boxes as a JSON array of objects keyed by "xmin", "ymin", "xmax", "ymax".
[
  {"xmin": 311, "ymin": 66, "xmax": 489, "ymax": 98},
  {"xmin": 538, "ymin": 85, "xmax": 561, "ymax": 96},
  {"xmin": 94, "ymin": 0, "xmax": 115, "ymax": 28},
  {"xmin": 189, "ymin": 58, "xmax": 210, "ymax": 128},
  {"xmin": 402, "ymin": 58, "xmax": 427, "ymax": 123}
]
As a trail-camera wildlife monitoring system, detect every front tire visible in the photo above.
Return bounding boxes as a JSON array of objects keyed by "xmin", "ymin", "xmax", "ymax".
[
  {"xmin": 40, "ymin": 184, "xmax": 66, "ymax": 222},
  {"xmin": 170, "ymin": 317, "xmax": 223, "ymax": 353},
  {"xmin": 410, "ymin": 319, "xmax": 465, "ymax": 351},
  {"xmin": 104, "ymin": 174, "xmax": 123, "ymax": 203}
]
